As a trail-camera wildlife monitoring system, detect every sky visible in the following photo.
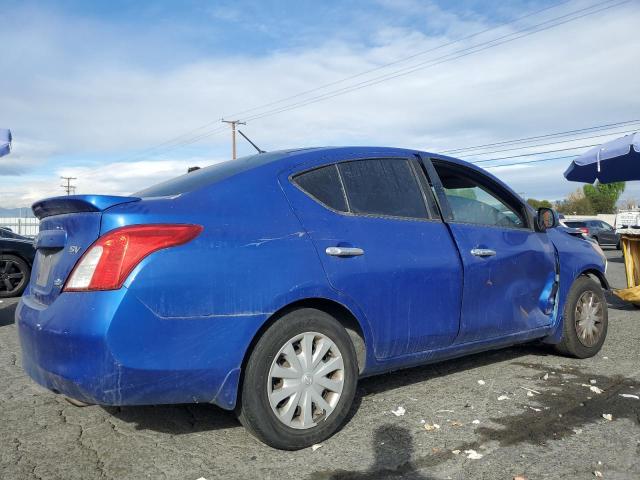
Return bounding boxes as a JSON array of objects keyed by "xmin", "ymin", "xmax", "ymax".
[{"xmin": 1, "ymin": 0, "xmax": 639, "ymax": 208}]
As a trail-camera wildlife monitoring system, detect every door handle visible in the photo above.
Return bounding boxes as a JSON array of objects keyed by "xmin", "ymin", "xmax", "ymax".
[
  {"xmin": 325, "ymin": 246, "xmax": 364, "ymax": 257},
  {"xmin": 471, "ymin": 248, "xmax": 496, "ymax": 257}
]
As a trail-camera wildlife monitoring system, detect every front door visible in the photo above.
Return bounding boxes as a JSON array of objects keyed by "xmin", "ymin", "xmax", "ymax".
[
  {"xmin": 282, "ymin": 157, "xmax": 463, "ymax": 359},
  {"xmin": 429, "ymin": 159, "xmax": 557, "ymax": 344}
]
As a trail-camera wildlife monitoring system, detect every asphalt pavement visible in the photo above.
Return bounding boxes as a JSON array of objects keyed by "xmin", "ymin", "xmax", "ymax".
[{"xmin": 1, "ymin": 249, "xmax": 638, "ymax": 480}]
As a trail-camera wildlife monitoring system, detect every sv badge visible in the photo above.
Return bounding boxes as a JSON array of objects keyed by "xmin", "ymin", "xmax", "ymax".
[{"xmin": 69, "ymin": 245, "xmax": 81, "ymax": 254}]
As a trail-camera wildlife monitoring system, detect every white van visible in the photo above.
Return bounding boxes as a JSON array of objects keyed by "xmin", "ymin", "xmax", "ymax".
[{"xmin": 615, "ymin": 210, "xmax": 640, "ymax": 235}]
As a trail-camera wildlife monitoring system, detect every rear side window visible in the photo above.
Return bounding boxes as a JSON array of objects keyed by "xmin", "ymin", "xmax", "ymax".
[
  {"xmin": 339, "ymin": 159, "xmax": 428, "ymax": 219},
  {"xmin": 293, "ymin": 165, "xmax": 348, "ymax": 212}
]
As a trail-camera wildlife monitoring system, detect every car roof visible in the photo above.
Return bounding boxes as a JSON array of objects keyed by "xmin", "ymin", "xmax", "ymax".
[{"xmin": 135, "ymin": 146, "xmax": 522, "ymax": 201}]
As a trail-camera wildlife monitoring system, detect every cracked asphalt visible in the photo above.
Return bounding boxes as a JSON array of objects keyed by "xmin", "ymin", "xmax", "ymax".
[{"xmin": 1, "ymin": 249, "xmax": 639, "ymax": 480}]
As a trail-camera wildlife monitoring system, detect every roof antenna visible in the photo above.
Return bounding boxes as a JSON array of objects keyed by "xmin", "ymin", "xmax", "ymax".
[{"xmin": 237, "ymin": 129, "xmax": 266, "ymax": 154}]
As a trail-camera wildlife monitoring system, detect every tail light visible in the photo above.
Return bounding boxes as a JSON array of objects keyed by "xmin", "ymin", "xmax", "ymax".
[
  {"xmin": 579, "ymin": 227, "xmax": 589, "ymax": 235},
  {"xmin": 64, "ymin": 224, "xmax": 202, "ymax": 291}
]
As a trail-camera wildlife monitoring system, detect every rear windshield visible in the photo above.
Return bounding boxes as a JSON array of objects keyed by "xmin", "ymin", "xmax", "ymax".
[
  {"xmin": 564, "ymin": 221, "xmax": 586, "ymax": 227},
  {"xmin": 133, "ymin": 152, "xmax": 287, "ymax": 198}
]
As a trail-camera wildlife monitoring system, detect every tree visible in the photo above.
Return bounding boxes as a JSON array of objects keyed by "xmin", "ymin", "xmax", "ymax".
[
  {"xmin": 583, "ymin": 182, "xmax": 625, "ymax": 214},
  {"xmin": 555, "ymin": 188, "xmax": 595, "ymax": 215},
  {"xmin": 527, "ymin": 198, "xmax": 553, "ymax": 209}
]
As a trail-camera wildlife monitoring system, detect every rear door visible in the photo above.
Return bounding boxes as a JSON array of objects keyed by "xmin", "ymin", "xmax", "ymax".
[
  {"xmin": 427, "ymin": 159, "xmax": 557, "ymax": 343},
  {"xmin": 282, "ymin": 157, "xmax": 463, "ymax": 359}
]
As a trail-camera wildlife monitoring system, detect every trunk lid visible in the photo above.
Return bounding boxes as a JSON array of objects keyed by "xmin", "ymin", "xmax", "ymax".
[{"xmin": 29, "ymin": 195, "xmax": 140, "ymax": 305}]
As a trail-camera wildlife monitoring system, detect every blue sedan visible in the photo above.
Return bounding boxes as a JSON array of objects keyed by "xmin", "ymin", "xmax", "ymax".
[{"xmin": 17, "ymin": 147, "xmax": 608, "ymax": 449}]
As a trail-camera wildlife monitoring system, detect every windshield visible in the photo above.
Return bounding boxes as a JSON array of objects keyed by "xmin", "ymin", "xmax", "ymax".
[{"xmin": 133, "ymin": 152, "xmax": 287, "ymax": 198}]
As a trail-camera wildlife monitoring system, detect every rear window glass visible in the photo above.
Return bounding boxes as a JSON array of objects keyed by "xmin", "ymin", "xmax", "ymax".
[
  {"xmin": 293, "ymin": 165, "xmax": 347, "ymax": 212},
  {"xmin": 133, "ymin": 152, "xmax": 287, "ymax": 198},
  {"xmin": 339, "ymin": 159, "xmax": 428, "ymax": 219},
  {"xmin": 564, "ymin": 221, "xmax": 586, "ymax": 227}
]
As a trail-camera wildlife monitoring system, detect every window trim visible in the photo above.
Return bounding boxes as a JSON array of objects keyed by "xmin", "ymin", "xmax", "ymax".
[
  {"xmin": 425, "ymin": 158, "xmax": 534, "ymax": 232},
  {"xmin": 291, "ymin": 163, "xmax": 349, "ymax": 213},
  {"xmin": 290, "ymin": 157, "xmax": 442, "ymax": 223}
]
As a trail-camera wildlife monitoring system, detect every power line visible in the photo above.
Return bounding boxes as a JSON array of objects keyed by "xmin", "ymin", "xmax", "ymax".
[
  {"xmin": 443, "ymin": 119, "xmax": 640, "ymax": 154},
  {"xmin": 456, "ymin": 128, "xmax": 638, "ymax": 158},
  {"xmin": 225, "ymin": 0, "xmax": 573, "ymax": 119},
  {"xmin": 240, "ymin": 0, "xmax": 628, "ymax": 123},
  {"xmin": 481, "ymin": 154, "xmax": 578, "ymax": 169},
  {"xmin": 122, "ymin": 0, "xmax": 630, "ymax": 161},
  {"xmin": 472, "ymin": 144, "xmax": 599, "ymax": 163},
  {"xmin": 119, "ymin": 0, "xmax": 573, "ymax": 162}
]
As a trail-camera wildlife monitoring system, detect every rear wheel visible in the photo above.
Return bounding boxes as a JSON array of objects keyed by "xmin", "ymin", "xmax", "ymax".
[
  {"xmin": 555, "ymin": 276, "xmax": 608, "ymax": 358},
  {"xmin": 237, "ymin": 308, "xmax": 358, "ymax": 450},
  {"xmin": 0, "ymin": 255, "xmax": 30, "ymax": 298}
]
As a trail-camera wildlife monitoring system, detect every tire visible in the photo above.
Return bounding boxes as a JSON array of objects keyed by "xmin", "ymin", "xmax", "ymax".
[
  {"xmin": 616, "ymin": 240, "xmax": 621, "ymax": 250},
  {"xmin": 0, "ymin": 255, "xmax": 30, "ymax": 298},
  {"xmin": 555, "ymin": 276, "xmax": 608, "ymax": 358},
  {"xmin": 237, "ymin": 308, "xmax": 358, "ymax": 450}
]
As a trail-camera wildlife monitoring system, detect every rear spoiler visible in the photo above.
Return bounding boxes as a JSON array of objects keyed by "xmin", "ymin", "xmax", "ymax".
[{"xmin": 32, "ymin": 195, "xmax": 140, "ymax": 220}]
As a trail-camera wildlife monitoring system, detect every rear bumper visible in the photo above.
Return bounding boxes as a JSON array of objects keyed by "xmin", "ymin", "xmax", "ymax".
[{"xmin": 16, "ymin": 289, "xmax": 267, "ymax": 409}]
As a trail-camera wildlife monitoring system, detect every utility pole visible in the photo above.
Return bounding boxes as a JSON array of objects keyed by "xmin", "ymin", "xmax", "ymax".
[
  {"xmin": 221, "ymin": 119, "xmax": 246, "ymax": 160},
  {"xmin": 60, "ymin": 176, "xmax": 77, "ymax": 195}
]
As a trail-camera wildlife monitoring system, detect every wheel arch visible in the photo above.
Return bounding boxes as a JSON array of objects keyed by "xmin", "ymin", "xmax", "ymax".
[
  {"xmin": 242, "ymin": 297, "xmax": 368, "ymax": 376},
  {"xmin": 579, "ymin": 268, "xmax": 610, "ymax": 290}
]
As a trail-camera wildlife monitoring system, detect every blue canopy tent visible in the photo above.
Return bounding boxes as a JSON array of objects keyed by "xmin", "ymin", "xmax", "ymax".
[
  {"xmin": 564, "ymin": 131, "xmax": 640, "ymax": 305},
  {"xmin": 0, "ymin": 129, "xmax": 11, "ymax": 157},
  {"xmin": 564, "ymin": 132, "xmax": 640, "ymax": 183}
]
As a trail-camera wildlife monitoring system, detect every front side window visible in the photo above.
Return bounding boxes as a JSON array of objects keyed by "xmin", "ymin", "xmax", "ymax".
[
  {"xmin": 338, "ymin": 159, "xmax": 429, "ymax": 219},
  {"xmin": 434, "ymin": 163, "xmax": 526, "ymax": 229},
  {"xmin": 292, "ymin": 164, "xmax": 347, "ymax": 212}
]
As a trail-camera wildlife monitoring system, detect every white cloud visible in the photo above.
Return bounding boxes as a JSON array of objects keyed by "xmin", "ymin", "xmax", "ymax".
[{"xmin": 1, "ymin": 0, "xmax": 639, "ymax": 208}]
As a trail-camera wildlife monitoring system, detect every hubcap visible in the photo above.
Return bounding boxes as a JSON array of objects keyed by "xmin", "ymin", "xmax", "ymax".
[
  {"xmin": 575, "ymin": 290, "xmax": 604, "ymax": 347},
  {"xmin": 0, "ymin": 259, "xmax": 25, "ymax": 294},
  {"xmin": 267, "ymin": 332, "xmax": 345, "ymax": 430}
]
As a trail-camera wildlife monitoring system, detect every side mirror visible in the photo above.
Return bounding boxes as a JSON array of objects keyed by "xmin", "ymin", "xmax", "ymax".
[{"xmin": 537, "ymin": 207, "xmax": 557, "ymax": 231}]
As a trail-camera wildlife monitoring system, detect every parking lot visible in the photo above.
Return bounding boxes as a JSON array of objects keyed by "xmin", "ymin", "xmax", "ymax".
[{"xmin": 0, "ymin": 249, "xmax": 638, "ymax": 480}]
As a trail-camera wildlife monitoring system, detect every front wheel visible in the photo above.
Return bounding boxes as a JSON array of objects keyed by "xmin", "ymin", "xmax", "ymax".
[
  {"xmin": 237, "ymin": 308, "xmax": 358, "ymax": 450},
  {"xmin": 555, "ymin": 276, "xmax": 608, "ymax": 358}
]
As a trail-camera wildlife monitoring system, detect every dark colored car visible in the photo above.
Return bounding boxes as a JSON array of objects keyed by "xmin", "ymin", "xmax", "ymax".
[
  {"xmin": 0, "ymin": 229, "xmax": 35, "ymax": 297},
  {"xmin": 17, "ymin": 147, "xmax": 609, "ymax": 449},
  {"xmin": 563, "ymin": 220, "xmax": 620, "ymax": 248}
]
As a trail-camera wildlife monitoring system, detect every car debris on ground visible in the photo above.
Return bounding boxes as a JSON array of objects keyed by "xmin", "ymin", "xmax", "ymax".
[
  {"xmin": 391, "ymin": 406, "xmax": 406, "ymax": 416},
  {"xmin": 464, "ymin": 449, "xmax": 483, "ymax": 460}
]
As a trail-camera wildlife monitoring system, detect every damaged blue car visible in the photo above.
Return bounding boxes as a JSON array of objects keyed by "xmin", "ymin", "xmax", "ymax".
[{"xmin": 17, "ymin": 147, "xmax": 608, "ymax": 449}]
